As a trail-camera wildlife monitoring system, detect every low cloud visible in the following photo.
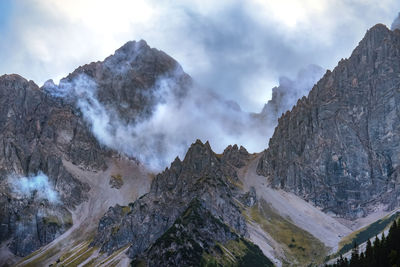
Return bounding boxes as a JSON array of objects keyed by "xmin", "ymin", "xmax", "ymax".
[
  {"xmin": 46, "ymin": 72, "xmax": 267, "ymax": 170},
  {"xmin": 260, "ymin": 64, "xmax": 325, "ymax": 124},
  {"xmin": 8, "ymin": 172, "xmax": 60, "ymax": 203},
  {"xmin": 45, "ymin": 61, "xmax": 323, "ymax": 171}
]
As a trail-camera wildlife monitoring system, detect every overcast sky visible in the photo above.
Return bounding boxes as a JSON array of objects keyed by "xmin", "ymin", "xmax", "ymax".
[{"xmin": 0, "ymin": 0, "xmax": 399, "ymax": 111}]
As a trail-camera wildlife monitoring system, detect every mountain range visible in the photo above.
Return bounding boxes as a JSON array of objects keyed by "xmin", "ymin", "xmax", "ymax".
[{"xmin": 1, "ymin": 22, "xmax": 400, "ymax": 267}]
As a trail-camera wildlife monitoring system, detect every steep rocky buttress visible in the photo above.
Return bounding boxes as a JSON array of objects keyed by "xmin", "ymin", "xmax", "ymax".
[
  {"xmin": 0, "ymin": 74, "xmax": 106, "ymax": 257},
  {"xmin": 258, "ymin": 24, "xmax": 400, "ymax": 219}
]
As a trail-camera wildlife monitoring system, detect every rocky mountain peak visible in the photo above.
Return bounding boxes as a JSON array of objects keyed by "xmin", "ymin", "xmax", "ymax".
[
  {"xmin": 0, "ymin": 74, "xmax": 41, "ymax": 103},
  {"xmin": 104, "ymin": 39, "xmax": 167, "ymax": 70},
  {"xmin": 0, "ymin": 73, "xmax": 36, "ymax": 86},
  {"xmin": 221, "ymin": 144, "xmax": 250, "ymax": 168},
  {"xmin": 111, "ymin": 40, "xmax": 149, "ymax": 58},
  {"xmin": 356, "ymin": 23, "xmax": 391, "ymax": 48},
  {"xmin": 52, "ymin": 40, "xmax": 192, "ymax": 124},
  {"xmin": 341, "ymin": 24, "xmax": 400, "ymax": 78},
  {"xmin": 180, "ymin": 139, "xmax": 216, "ymax": 174},
  {"xmin": 63, "ymin": 39, "xmax": 173, "ymax": 80},
  {"xmin": 365, "ymin": 23, "xmax": 389, "ymax": 35}
]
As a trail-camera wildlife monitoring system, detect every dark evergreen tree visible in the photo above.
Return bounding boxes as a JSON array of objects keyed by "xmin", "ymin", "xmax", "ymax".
[
  {"xmin": 327, "ymin": 218, "xmax": 400, "ymax": 267},
  {"xmin": 349, "ymin": 243, "xmax": 360, "ymax": 267}
]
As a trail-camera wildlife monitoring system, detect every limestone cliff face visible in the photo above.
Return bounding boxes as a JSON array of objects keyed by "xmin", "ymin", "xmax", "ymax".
[
  {"xmin": 0, "ymin": 75, "xmax": 106, "ymax": 176},
  {"xmin": 0, "ymin": 74, "xmax": 105, "ymax": 256},
  {"xmin": 257, "ymin": 24, "xmax": 400, "ymax": 219},
  {"xmin": 92, "ymin": 141, "xmax": 256, "ymax": 260}
]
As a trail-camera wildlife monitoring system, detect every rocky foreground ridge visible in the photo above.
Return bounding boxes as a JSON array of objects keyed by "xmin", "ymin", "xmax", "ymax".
[
  {"xmin": 134, "ymin": 198, "xmax": 273, "ymax": 267},
  {"xmin": 91, "ymin": 141, "xmax": 265, "ymax": 264}
]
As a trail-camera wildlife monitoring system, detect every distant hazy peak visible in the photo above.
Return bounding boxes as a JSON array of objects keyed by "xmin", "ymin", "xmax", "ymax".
[
  {"xmin": 391, "ymin": 12, "xmax": 400, "ymax": 31},
  {"xmin": 260, "ymin": 64, "xmax": 325, "ymax": 121}
]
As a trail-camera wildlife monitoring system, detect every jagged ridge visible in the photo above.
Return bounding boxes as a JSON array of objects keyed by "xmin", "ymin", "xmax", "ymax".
[{"xmin": 91, "ymin": 140, "xmax": 258, "ymax": 261}]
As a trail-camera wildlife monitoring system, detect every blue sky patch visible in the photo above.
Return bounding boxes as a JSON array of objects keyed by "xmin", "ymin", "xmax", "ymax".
[{"xmin": 0, "ymin": 0, "xmax": 13, "ymax": 32}]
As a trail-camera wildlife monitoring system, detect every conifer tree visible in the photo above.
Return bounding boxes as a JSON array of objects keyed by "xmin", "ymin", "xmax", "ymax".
[
  {"xmin": 327, "ymin": 218, "xmax": 400, "ymax": 267},
  {"xmin": 349, "ymin": 242, "xmax": 360, "ymax": 267}
]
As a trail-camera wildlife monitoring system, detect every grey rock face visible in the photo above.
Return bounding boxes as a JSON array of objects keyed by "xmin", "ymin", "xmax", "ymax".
[
  {"xmin": 257, "ymin": 24, "xmax": 400, "ymax": 219},
  {"xmin": 1, "ymin": 197, "xmax": 72, "ymax": 257},
  {"xmin": 0, "ymin": 74, "xmax": 106, "ymax": 256},
  {"xmin": 92, "ymin": 140, "xmax": 253, "ymax": 258},
  {"xmin": 0, "ymin": 74, "xmax": 102, "ymax": 203},
  {"xmin": 221, "ymin": 144, "xmax": 251, "ymax": 168}
]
